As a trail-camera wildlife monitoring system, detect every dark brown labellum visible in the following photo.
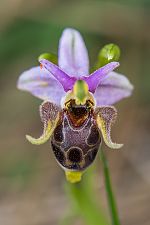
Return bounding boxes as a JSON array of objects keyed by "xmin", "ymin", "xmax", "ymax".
[{"xmin": 51, "ymin": 101, "xmax": 101, "ymax": 172}]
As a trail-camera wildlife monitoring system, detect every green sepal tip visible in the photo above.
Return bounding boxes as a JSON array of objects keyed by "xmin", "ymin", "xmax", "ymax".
[{"xmin": 38, "ymin": 53, "xmax": 58, "ymax": 64}]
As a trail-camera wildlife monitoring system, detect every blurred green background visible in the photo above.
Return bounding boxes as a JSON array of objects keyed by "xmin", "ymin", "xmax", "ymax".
[{"xmin": 0, "ymin": 0, "xmax": 150, "ymax": 224}]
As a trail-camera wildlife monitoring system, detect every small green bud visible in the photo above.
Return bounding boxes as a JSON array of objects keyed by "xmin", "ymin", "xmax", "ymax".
[
  {"xmin": 97, "ymin": 44, "xmax": 120, "ymax": 68},
  {"xmin": 38, "ymin": 53, "xmax": 58, "ymax": 64}
]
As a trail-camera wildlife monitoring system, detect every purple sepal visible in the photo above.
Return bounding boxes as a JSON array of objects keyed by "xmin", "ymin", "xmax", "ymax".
[
  {"xmin": 17, "ymin": 66, "xmax": 65, "ymax": 105},
  {"xmin": 94, "ymin": 72, "xmax": 134, "ymax": 106},
  {"xmin": 58, "ymin": 28, "xmax": 89, "ymax": 77}
]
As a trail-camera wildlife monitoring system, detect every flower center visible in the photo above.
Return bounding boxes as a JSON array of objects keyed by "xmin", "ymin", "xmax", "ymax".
[{"xmin": 65, "ymin": 99, "xmax": 93, "ymax": 127}]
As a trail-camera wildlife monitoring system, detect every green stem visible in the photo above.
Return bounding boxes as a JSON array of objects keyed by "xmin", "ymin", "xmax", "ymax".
[
  {"xmin": 101, "ymin": 150, "xmax": 121, "ymax": 225},
  {"xmin": 65, "ymin": 166, "xmax": 109, "ymax": 225}
]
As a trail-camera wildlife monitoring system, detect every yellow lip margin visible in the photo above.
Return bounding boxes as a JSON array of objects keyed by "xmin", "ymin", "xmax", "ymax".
[{"xmin": 65, "ymin": 170, "xmax": 83, "ymax": 183}]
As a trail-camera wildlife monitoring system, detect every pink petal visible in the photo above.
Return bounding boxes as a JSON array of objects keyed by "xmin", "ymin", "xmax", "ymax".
[
  {"xmin": 58, "ymin": 28, "xmax": 89, "ymax": 77},
  {"xmin": 83, "ymin": 62, "xmax": 120, "ymax": 93},
  {"xmin": 39, "ymin": 59, "xmax": 76, "ymax": 92},
  {"xmin": 17, "ymin": 66, "xmax": 65, "ymax": 105},
  {"xmin": 94, "ymin": 72, "xmax": 134, "ymax": 106}
]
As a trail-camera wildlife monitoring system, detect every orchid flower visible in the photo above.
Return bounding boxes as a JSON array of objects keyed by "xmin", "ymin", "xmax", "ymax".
[{"xmin": 17, "ymin": 28, "xmax": 133, "ymax": 183}]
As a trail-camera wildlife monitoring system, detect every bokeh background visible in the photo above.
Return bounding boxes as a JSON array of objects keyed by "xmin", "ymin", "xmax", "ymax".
[{"xmin": 0, "ymin": 0, "xmax": 150, "ymax": 224}]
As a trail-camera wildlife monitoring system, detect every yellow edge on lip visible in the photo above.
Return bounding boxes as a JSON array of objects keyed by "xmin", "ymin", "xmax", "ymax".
[{"xmin": 65, "ymin": 171, "xmax": 82, "ymax": 183}]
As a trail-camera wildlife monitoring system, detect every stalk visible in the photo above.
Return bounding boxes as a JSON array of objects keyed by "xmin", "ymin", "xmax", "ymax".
[{"xmin": 101, "ymin": 150, "xmax": 121, "ymax": 225}]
